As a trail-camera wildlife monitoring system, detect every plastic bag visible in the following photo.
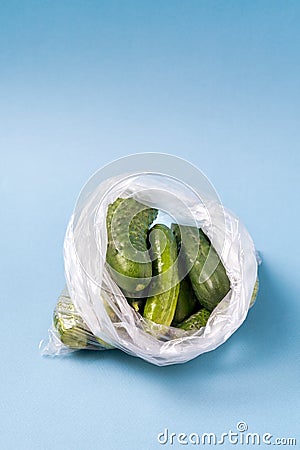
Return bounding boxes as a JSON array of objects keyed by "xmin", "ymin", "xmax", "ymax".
[{"xmin": 41, "ymin": 157, "xmax": 258, "ymax": 366}]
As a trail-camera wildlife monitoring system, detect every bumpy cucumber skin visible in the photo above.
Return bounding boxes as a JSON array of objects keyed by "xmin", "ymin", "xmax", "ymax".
[
  {"xmin": 172, "ymin": 277, "xmax": 199, "ymax": 325},
  {"xmin": 143, "ymin": 224, "xmax": 180, "ymax": 326},
  {"xmin": 178, "ymin": 308, "xmax": 211, "ymax": 331},
  {"xmin": 172, "ymin": 224, "xmax": 230, "ymax": 311},
  {"xmin": 106, "ymin": 198, "xmax": 158, "ymax": 293}
]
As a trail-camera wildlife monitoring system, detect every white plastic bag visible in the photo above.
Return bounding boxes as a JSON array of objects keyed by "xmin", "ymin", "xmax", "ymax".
[{"xmin": 41, "ymin": 155, "xmax": 258, "ymax": 366}]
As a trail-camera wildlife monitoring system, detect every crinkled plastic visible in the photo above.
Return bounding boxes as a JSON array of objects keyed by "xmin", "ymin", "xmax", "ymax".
[{"xmin": 41, "ymin": 171, "xmax": 258, "ymax": 366}]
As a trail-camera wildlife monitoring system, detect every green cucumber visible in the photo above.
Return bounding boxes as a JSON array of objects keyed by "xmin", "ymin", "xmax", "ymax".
[
  {"xmin": 250, "ymin": 278, "xmax": 259, "ymax": 308},
  {"xmin": 143, "ymin": 224, "xmax": 180, "ymax": 326},
  {"xmin": 53, "ymin": 295, "xmax": 111, "ymax": 349},
  {"xmin": 106, "ymin": 197, "xmax": 158, "ymax": 294},
  {"xmin": 178, "ymin": 308, "xmax": 211, "ymax": 331},
  {"xmin": 172, "ymin": 224, "xmax": 230, "ymax": 311},
  {"xmin": 172, "ymin": 277, "xmax": 199, "ymax": 325}
]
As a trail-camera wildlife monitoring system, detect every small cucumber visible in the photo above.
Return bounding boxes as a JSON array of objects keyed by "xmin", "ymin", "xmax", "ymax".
[
  {"xmin": 143, "ymin": 224, "xmax": 180, "ymax": 326},
  {"xmin": 54, "ymin": 296, "xmax": 89, "ymax": 349},
  {"xmin": 54, "ymin": 295, "xmax": 111, "ymax": 349},
  {"xmin": 172, "ymin": 224, "xmax": 230, "ymax": 311},
  {"xmin": 250, "ymin": 277, "xmax": 259, "ymax": 308},
  {"xmin": 178, "ymin": 308, "xmax": 211, "ymax": 331},
  {"xmin": 106, "ymin": 197, "xmax": 158, "ymax": 294},
  {"xmin": 172, "ymin": 277, "xmax": 199, "ymax": 325}
]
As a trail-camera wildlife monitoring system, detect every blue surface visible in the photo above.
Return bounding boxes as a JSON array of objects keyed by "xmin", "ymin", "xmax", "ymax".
[{"xmin": 1, "ymin": 1, "xmax": 299, "ymax": 449}]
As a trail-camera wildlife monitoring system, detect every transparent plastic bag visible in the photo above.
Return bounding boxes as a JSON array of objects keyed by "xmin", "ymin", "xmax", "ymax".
[{"xmin": 41, "ymin": 159, "xmax": 258, "ymax": 366}]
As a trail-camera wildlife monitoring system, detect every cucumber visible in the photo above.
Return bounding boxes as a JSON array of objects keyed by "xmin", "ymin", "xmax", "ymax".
[
  {"xmin": 53, "ymin": 295, "xmax": 111, "ymax": 349},
  {"xmin": 143, "ymin": 224, "xmax": 180, "ymax": 326},
  {"xmin": 172, "ymin": 277, "xmax": 199, "ymax": 325},
  {"xmin": 54, "ymin": 296, "xmax": 88, "ymax": 349},
  {"xmin": 178, "ymin": 308, "xmax": 211, "ymax": 331},
  {"xmin": 106, "ymin": 197, "xmax": 158, "ymax": 294},
  {"xmin": 250, "ymin": 277, "xmax": 259, "ymax": 308},
  {"xmin": 172, "ymin": 224, "xmax": 230, "ymax": 311}
]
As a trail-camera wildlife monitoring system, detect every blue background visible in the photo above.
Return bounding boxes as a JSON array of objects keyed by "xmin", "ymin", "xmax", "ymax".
[{"xmin": 1, "ymin": 1, "xmax": 299, "ymax": 449}]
